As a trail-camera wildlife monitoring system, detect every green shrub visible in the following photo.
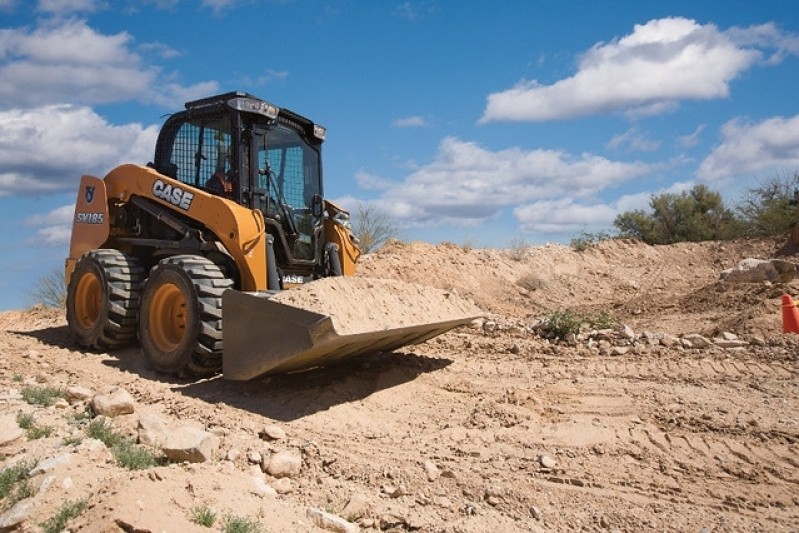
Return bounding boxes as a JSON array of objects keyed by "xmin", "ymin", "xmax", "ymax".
[
  {"xmin": 40, "ymin": 499, "xmax": 87, "ymax": 533},
  {"xmin": 87, "ymin": 419, "xmax": 157, "ymax": 470},
  {"xmin": 21, "ymin": 386, "xmax": 65, "ymax": 407},
  {"xmin": 570, "ymin": 230, "xmax": 615, "ymax": 252},
  {"xmin": 15, "ymin": 412, "xmax": 53, "ymax": 440},
  {"xmin": 191, "ymin": 506, "xmax": 217, "ymax": 527},
  {"xmin": 223, "ymin": 514, "xmax": 265, "ymax": 533},
  {"xmin": 0, "ymin": 461, "xmax": 36, "ymax": 502},
  {"xmin": 541, "ymin": 310, "xmax": 618, "ymax": 340}
]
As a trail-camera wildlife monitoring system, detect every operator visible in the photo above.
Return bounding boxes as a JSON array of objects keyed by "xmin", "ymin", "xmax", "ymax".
[{"xmin": 206, "ymin": 169, "xmax": 233, "ymax": 195}]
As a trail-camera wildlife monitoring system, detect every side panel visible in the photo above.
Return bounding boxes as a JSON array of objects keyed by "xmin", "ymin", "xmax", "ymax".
[
  {"xmin": 103, "ymin": 164, "xmax": 268, "ymax": 291},
  {"xmin": 65, "ymin": 175, "xmax": 110, "ymax": 284}
]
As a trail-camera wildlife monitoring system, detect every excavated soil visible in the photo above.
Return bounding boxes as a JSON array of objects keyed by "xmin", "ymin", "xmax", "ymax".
[{"xmin": 1, "ymin": 236, "xmax": 798, "ymax": 532}]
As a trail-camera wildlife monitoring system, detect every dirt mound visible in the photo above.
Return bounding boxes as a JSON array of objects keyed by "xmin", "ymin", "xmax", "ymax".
[{"xmin": 272, "ymin": 277, "xmax": 483, "ymax": 334}]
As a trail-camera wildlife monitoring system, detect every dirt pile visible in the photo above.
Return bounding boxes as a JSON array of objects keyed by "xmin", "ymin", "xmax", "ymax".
[{"xmin": 272, "ymin": 277, "xmax": 483, "ymax": 334}]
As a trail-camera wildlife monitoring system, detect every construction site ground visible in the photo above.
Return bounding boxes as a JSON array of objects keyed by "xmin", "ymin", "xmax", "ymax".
[{"xmin": 1, "ymin": 236, "xmax": 798, "ymax": 532}]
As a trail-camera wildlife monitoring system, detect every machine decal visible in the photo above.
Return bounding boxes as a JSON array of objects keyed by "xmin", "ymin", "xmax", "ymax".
[
  {"xmin": 152, "ymin": 179, "xmax": 194, "ymax": 210},
  {"xmin": 282, "ymin": 274, "xmax": 309, "ymax": 284},
  {"xmin": 84, "ymin": 185, "xmax": 95, "ymax": 204},
  {"xmin": 75, "ymin": 212, "xmax": 104, "ymax": 224}
]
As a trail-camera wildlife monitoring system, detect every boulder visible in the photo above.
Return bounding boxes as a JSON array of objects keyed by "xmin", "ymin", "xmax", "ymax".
[{"xmin": 91, "ymin": 387, "xmax": 135, "ymax": 417}]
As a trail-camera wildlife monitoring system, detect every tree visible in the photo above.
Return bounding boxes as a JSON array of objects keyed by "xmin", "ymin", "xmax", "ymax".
[
  {"xmin": 352, "ymin": 203, "xmax": 400, "ymax": 253},
  {"xmin": 30, "ymin": 268, "xmax": 67, "ymax": 308},
  {"xmin": 738, "ymin": 172, "xmax": 799, "ymax": 237},
  {"xmin": 614, "ymin": 184, "xmax": 744, "ymax": 244}
]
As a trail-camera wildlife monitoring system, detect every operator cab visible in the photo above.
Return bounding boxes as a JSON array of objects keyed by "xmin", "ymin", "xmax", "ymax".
[{"xmin": 152, "ymin": 91, "xmax": 327, "ymax": 276}]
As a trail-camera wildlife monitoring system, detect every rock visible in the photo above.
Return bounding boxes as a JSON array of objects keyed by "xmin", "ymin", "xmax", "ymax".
[
  {"xmin": 306, "ymin": 507, "xmax": 359, "ymax": 533},
  {"xmin": 0, "ymin": 500, "xmax": 35, "ymax": 530},
  {"xmin": 618, "ymin": 324, "xmax": 635, "ymax": 340},
  {"xmin": 247, "ymin": 451, "xmax": 262, "ymax": 464},
  {"xmin": 272, "ymin": 477, "xmax": 293, "ymax": 494},
  {"xmin": 659, "ymin": 333, "xmax": 679, "ymax": 347},
  {"xmin": 265, "ymin": 449, "xmax": 302, "ymax": 478},
  {"xmin": 530, "ymin": 505, "xmax": 542, "ymax": 520},
  {"xmin": 30, "ymin": 454, "xmax": 71, "ymax": 475},
  {"xmin": 720, "ymin": 258, "xmax": 797, "ymax": 283},
  {"xmin": 259, "ymin": 424, "xmax": 287, "ymax": 441},
  {"xmin": 0, "ymin": 414, "xmax": 23, "ymax": 446},
  {"xmin": 65, "ymin": 385, "xmax": 93, "ymax": 402},
  {"xmin": 718, "ymin": 331, "xmax": 738, "ymax": 341},
  {"xmin": 610, "ymin": 346, "xmax": 629, "ymax": 356},
  {"xmin": 161, "ymin": 426, "xmax": 218, "ymax": 463},
  {"xmin": 682, "ymin": 334, "xmax": 712, "ymax": 349},
  {"xmin": 714, "ymin": 338, "xmax": 748, "ymax": 349},
  {"xmin": 225, "ymin": 448, "xmax": 241, "ymax": 462},
  {"xmin": 423, "ymin": 460, "xmax": 440, "ymax": 482},
  {"xmin": 539, "ymin": 454, "xmax": 556, "ymax": 469},
  {"xmin": 137, "ymin": 413, "xmax": 170, "ymax": 448},
  {"xmin": 251, "ymin": 476, "xmax": 277, "ymax": 497},
  {"xmin": 342, "ymin": 493, "xmax": 372, "ymax": 521},
  {"xmin": 91, "ymin": 387, "xmax": 135, "ymax": 417}
]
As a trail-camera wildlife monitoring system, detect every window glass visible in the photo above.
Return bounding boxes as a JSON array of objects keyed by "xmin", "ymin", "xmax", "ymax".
[{"xmin": 169, "ymin": 119, "xmax": 232, "ymax": 190}]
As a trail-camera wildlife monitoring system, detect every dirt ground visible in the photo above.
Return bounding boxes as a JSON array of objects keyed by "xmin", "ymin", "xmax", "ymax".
[{"xmin": 1, "ymin": 236, "xmax": 798, "ymax": 532}]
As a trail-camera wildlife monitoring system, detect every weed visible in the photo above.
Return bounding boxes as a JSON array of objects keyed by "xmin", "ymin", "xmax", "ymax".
[
  {"xmin": 40, "ymin": 499, "xmax": 87, "ymax": 533},
  {"xmin": 12, "ymin": 374, "xmax": 23, "ymax": 383},
  {"xmin": 15, "ymin": 412, "xmax": 35, "ymax": 430},
  {"xmin": 223, "ymin": 514, "xmax": 265, "ymax": 533},
  {"xmin": 21, "ymin": 386, "xmax": 65, "ymax": 407},
  {"xmin": 87, "ymin": 419, "xmax": 157, "ymax": 470},
  {"xmin": 507, "ymin": 237, "xmax": 529, "ymax": 261},
  {"xmin": 542, "ymin": 310, "xmax": 618, "ymax": 340},
  {"xmin": 516, "ymin": 273, "xmax": 547, "ymax": 291},
  {"xmin": 63, "ymin": 436, "xmax": 83, "ymax": 446},
  {"xmin": 9, "ymin": 480, "xmax": 35, "ymax": 504},
  {"xmin": 191, "ymin": 506, "xmax": 217, "ymax": 527},
  {"xmin": 0, "ymin": 461, "xmax": 36, "ymax": 502}
]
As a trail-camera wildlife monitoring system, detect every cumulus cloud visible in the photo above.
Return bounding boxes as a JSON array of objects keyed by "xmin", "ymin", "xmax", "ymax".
[
  {"xmin": 363, "ymin": 136, "xmax": 650, "ymax": 227},
  {"xmin": 0, "ymin": 105, "xmax": 159, "ymax": 195},
  {"xmin": 481, "ymin": 17, "xmax": 796, "ymax": 123},
  {"xmin": 698, "ymin": 114, "xmax": 799, "ymax": 182},
  {"xmin": 36, "ymin": 0, "xmax": 99, "ymax": 15},
  {"xmin": 25, "ymin": 204, "xmax": 74, "ymax": 246},
  {"xmin": 0, "ymin": 19, "xmax": 217, "ymax": 108}
]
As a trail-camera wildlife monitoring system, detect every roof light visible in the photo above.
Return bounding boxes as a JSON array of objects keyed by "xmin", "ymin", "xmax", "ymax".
[
  {"xmin": 227, "ymin": 97, "xmax": 279, "ymax": 119},
  {"xmin": 313, "ymin": 124, "xmax": 327, "ymax": 141}
]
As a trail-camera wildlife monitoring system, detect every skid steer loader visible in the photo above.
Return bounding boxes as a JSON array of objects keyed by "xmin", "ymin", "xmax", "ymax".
[{"xmin": 65, "ymin": 92, "xmax": 478, "ymax": 380}]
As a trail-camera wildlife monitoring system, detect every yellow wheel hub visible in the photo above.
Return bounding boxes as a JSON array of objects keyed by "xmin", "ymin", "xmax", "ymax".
[
  {"xmin": 149, "ymin": 283, "xmax": 188, "ymax": 352},
  {"xmin": 74, "ymin": 272, "xmax": 101, "ymax": 330}
]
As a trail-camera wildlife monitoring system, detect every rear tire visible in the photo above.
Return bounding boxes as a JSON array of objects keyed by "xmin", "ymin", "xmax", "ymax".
[
  {"xmin": 139, "ymin": 255, "xmax": 232, "ymax": 377},
  {"xmin": 66, "ymin": 249, "xmax": 143, "ymax": 349}
]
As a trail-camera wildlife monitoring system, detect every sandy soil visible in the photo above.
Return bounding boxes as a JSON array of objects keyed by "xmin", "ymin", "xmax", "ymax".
[{"xmin": 1, "ymin": 236, "xmax": 798, "ymax": 532}]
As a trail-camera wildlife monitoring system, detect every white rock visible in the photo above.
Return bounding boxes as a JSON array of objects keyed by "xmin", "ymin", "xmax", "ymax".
[
  {"xmin": 91, "ymin": 387, "xmax": 135, "ymax": 417},
  {"xmin": 161, "ymin": 426, "xmax": 218, "ymax": 463},
  {"xmin": 423, "ymin": 460, "xmax": 440, "ymax": 482},
  {"xmin": 0, "ymin": 414, "xmax": 24, "ymax": 446},
  {"xmin": 251, "ymin": 476, "xmax": 277, "ymax": 497},
  {"xmin": 342, "ymin": 493, "xmax": 371, "ymax": 520},
  {"xmin": 0, "ymin": 500, "xmax": 35, "ymax": 530},
  {"xmin": 259, "ymin": 424, "xmax": 286, "ymax": 441},
  {"xmin": 306, "ymin": 507, "xmax": 359, "ymax": 533},
  {"xmin": 265, "ymin": 449, "xmax": 302, "ymax": 478},
  {"xmin": 539, "ymin": 454, "xmax": 556, "ymax": 469},
  {"xmin": 137, "ymin": 413, "xmax": 170, "ymax": 448}
]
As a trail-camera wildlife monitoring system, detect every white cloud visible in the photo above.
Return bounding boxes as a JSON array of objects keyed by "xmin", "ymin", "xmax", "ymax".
[
  {"xmin": 392, "ymin": 115, "xmax": 430, "ymax": 128},
  {"xmin": 698, "ymin": 114, "xmax": 799, "ymax": 182},
  {"xmin": 32, "ymin": 225, "xmax": 72, "ymax": 246},
  {"xmin": 481, "ymin": 17, "xmax": 794, "ymax": 123},
  {"xmin": 355, "ymin": 170, "xmax": 394, "ymax": 191},
  {"xmin": 676, "ymin": 124, "xmax": 706, "ymax": 148},
  {"xmin": 25, "ymin": 204, "xmax": 74, "ymax": 226},
  {"xmin": 363, "ymin": 136, "xmax": 650, "ymax": 227},
  {"xmin": 607, "ymin": 127, "xmax": 661, "ymax": 152},
  {"xmin": 0, "ymin": 19, "xmax": 218, "ymax": 108},
  {"xmin": 0, "ymin": 105, "xmax": 159, "ymax": 195},
  {"xmin": 36, "ymin": 0, "xmax": 99, "ymax": 15}
]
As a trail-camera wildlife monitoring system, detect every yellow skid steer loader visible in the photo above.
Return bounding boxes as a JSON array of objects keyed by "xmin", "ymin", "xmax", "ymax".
[{"xmin": 65, "ymin": 92, "xmax": 478, "ymax": 379}]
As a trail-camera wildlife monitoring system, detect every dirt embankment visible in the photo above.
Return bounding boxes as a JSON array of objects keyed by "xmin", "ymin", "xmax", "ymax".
[{"xmin": 0, "ymin": 236, "xmax": 797, "ymax": 532}]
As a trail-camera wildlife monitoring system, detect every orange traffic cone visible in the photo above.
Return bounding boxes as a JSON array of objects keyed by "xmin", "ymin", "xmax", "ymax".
[{"xmin": 782, "ymin": 294, "xmax": 799, "ymax": 334}]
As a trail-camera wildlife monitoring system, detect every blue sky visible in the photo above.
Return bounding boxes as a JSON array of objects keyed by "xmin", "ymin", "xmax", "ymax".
[{"xmin": 1, "ymin": 0, "xmax": 798, "ymax": 310}]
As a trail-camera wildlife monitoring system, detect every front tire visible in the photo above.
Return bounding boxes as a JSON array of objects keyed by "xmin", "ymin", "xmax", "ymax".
[
  {"xmin": 139, "ymin": 255, "xmax": 232, "ymax": 377},
  {"xmin": 66, "ymin": 249, "xmax": 143, "ymax": 349}
]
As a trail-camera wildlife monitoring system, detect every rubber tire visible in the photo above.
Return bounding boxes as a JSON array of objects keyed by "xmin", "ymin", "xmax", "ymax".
[
  {"xmin": 139, "ymin": 255, "xmax": 232, "ymax": 377},
  {"xmin": 66, "ymin": 249, "xmax": 143, "ymax": 350}
]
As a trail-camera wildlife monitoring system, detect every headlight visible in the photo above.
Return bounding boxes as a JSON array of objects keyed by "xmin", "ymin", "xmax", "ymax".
[
  {"xmin": 228, "ymin": 97, "xmax": 279, "ymax": 119},
  {"xmin": 313, "ymin": 124, "xmax": 326, "ymax": 141}
]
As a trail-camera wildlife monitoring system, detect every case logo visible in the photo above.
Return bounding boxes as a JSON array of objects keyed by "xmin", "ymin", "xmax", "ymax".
[
  {"xmin": 84, "ymin": 185, "xmax": 95, "ymax": 204},
  {"xmin": 152, "ymin": 179, "xmax": 194, "ymax": 210}
]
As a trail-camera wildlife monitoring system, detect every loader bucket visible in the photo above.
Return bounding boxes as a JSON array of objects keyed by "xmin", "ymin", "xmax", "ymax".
[{"xmin": 221, "ymin": 286, "xmax": 480, "ymax": 381}]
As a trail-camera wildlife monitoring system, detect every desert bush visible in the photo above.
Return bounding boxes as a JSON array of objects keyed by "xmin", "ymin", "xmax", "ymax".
[
  {"xmin": 191, "ymin": 506, "xmax": 217, "ymax": 527},
  {"xmin": 737, "ymin": 171, "xmax": 799, "ymax": 237},
  {"xmin": 87, "ymin": 419, "xmax": 157, "ymax": 470},
  {"xmin": 21, "ymin": 386, "xmax": 65, "ymax": 407},
  {"xmin": 540, "ymin": 310, "xmax": 617, "ymax": 340},
  {"xmin": 570, "ymin": 230, "xmax": 615, "ymax": 252},
  {"xmin": 222, "ymin": 514, "xmax": 264, "ymax": 533},
  {"xmin": 29, "ymin": 267, "xmax": 67, "ymax": 308},
  {"xmin": 40, "ymin": 499, "xmax": 87, "ymax": 533},
  {"xmin": 516, "ymin": 273, "xmax": 547, "ymax": 291},
  {"xmin": 16, "ymin": 412, "xmax": 53, "ymax": 440},
  {"xmin": 0, "ymin": 461, "xmax": 36, "ymax": 502},
  {"xmin": 352, "ymin": 203, "xmax": 400, "ymax": 253},
  {"xmin": 507, "ymin": 237, "xmax": 529, "ymax": 261}
]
